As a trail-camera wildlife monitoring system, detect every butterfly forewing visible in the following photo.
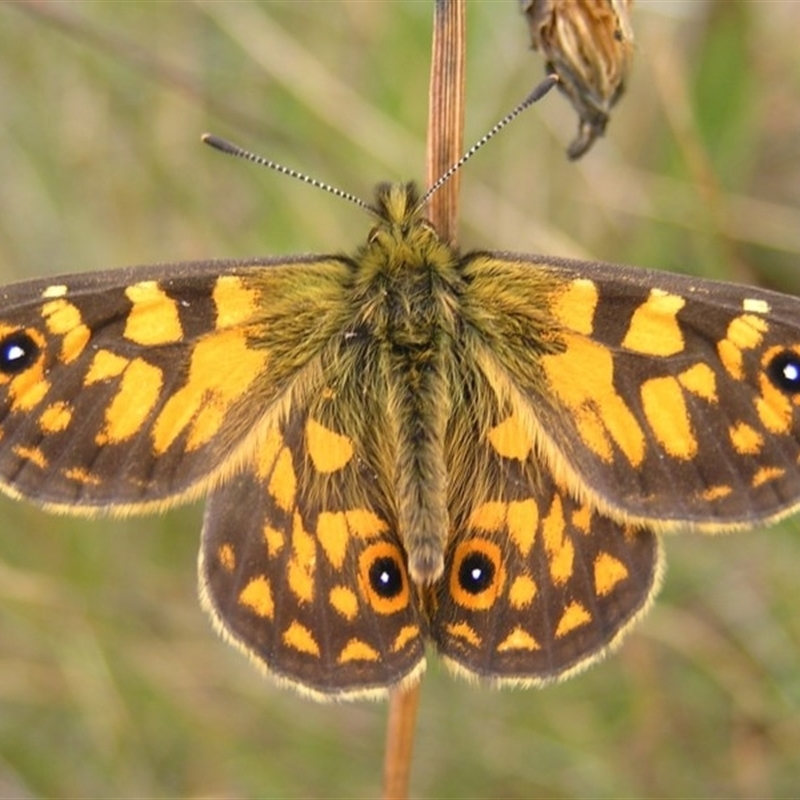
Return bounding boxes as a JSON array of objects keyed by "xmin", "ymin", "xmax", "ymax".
[
  {"xmin": 464, "ymin": 254, "xmax": 800, "ymax": 532},
  {"xmin": 0, "ymin": 257, "xmax": 351, "ymax": 511}
]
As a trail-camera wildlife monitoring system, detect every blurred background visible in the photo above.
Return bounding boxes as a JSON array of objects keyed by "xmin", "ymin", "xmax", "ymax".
[{"xmin": 1, "ymin": 1, "xmax": 799, "ymax": 797}]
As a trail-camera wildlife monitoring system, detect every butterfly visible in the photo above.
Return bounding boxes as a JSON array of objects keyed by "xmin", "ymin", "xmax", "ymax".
[{"xmin": 2, "ymin": 166, "xmax": 800, "ymax": 700}]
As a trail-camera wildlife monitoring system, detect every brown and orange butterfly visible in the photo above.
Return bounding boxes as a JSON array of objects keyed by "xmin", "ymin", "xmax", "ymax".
[{"xmin": 2, "ymin": 142, "xmax": 800, "ymax": 700}]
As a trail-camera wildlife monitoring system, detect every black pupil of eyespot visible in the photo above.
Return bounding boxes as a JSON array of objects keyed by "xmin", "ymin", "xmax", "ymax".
[
  {"xmin": 768, "ymin": 351, "xmax": 800, "ymax": 393},
  {"xmin": 369, "ymin": 556, "xmax": 403, "ymax": 598},
  {"xmin": 458, "ymin": 552, "xmax": 495, "ymax": 594},
  {"xmin": 0, "ymin": 331, "xmax": 39, "ymax": 375}
]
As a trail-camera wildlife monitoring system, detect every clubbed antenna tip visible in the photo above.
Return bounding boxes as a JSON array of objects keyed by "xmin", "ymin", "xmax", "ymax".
[{"xmin": 418, "ymin": 73, "xmax": 559, "ymax": 210}]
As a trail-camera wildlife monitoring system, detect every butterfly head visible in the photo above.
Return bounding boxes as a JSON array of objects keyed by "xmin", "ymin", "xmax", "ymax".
[
  {"xmin": 365, "ymin": 182, "xmax": 449, "ymax": 268},
  {"xmin": 371, "ymin": 181, "xmax": 422, "ymax": 223}
]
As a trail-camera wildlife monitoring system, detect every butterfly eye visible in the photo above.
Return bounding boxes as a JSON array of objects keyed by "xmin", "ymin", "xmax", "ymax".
[
  {"xmin": 767, "ymin": 350, "xmax": 800, "ymax": 394},
  {"xmin": 449, "ymin": 539, "xmax": 505, "ymax": 610},
  {"xmin": 0, "ymin": 331, "xmax": 40, "ymax": 375}
]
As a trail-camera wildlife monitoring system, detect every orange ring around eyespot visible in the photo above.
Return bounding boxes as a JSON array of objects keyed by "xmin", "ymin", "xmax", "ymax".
[
  {"xmin": 449, "ymin": 538, "xmax": 505, "ymax": 611},
  {"xmin": 358, "ymin": 541, "xmax": 410, "ymax": 615},
  {"xmin": 0, "ymin": 326, "xmax": 47, "ymax": 383},
  {"xmin": 762, "ymin": 343, "xmax": 800, "ymax": 405}
]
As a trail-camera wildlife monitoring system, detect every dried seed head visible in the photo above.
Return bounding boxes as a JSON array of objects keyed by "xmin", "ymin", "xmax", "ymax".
[{"xmin": 521, "ymin": 0, "xmax": 634, "ymax": 159}]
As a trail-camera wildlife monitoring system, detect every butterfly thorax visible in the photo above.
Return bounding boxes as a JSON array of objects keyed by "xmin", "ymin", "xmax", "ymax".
[
  {"xmin": 354, "ymin": 183, "xmax": 461, "ymax": 337},
  {"xmin": 345, "ymin": 183, "xmax": 465, "ymax": 585}
]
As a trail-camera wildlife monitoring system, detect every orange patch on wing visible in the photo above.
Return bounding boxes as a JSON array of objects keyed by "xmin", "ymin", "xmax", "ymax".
[
  {"xmin": 238, "ymin": 576, "xmax": 274, "ymax": 619},
  {"xmin": 542, "ymin": 495, "xmax": 574, "ymax": 585},
  {"xmin": 338, "ymin": 639, "xmax": 380, "ymax": 663},
  {"xmin": 12, "ymin": 444, "xmax": 48, "ymax": 469},
  {"xmin": 446, "ymin": 622, "xmax": 481, "ymax": 647},
  {"xmin": 39, "ymin": 401, "xmax": 72, "ymax": 433},
  {"xmin": 541, "ymin": 333, "xmax": 645, "ymax": 466},
  {"xmin": 497, "ymin": 626, "xmax": 539, "ymax": 652},
  {"xmin": 42, "ymin": 299, "xmax": 90, "ymax": 363},
  {"xmin": 329, "ymin": 586, "xmax": 359, "ymax": 620},
  {"xmin": 729, "ymin": 421, "xmax": 763, "ymax": 455},
  {"xmin": 85, "ymin": 350, "xmax": 129, "ymax": 383},
  {"xmin": 217, "ymin": 543, "xmax": 236, "ymax": 572},
  {"xmin": 392, "ymin": 625, "xmax": 420, "ymax": 652},
  {"xmin": 97, "ymin": 358, "xmax": 163, "ymax": 445},
  {"xmin": 551, "ymin": 278, "xmax": 598, "ymax": 335},
  {"xmin": 283, "ymin": 621, "xmax": 320, "ymax": 656},
  {"xmin": 594, "ymin": 551, "xmax": 628, "ymax": 596},
  {"xmin": 677, "ymin": 362, "xmax": 718, "ymax": 403},
  {"xmin": 752, "ymin": 466, "xmax": 785, "ymax": 487},
  {"xmin": 152, "ymin": 330, "xmax": 269, "ymax": 454},
  {"xmin": 213, "ymin": 275, "xmax": 260, "ymax": 328},
  {"xmin": 621, "ymin": 289, "xmax": 685, "ymax": 356},
  {"xmin": 268, "ymin": 447, "xmax": 297, "ymax": 512},
  {"xmin": 508, "ymin": 575, "xmax": 537, "ymax": 609},
  {"xmin": 306, "ymin": 418, "xmax": 354, "ymax": 472},
  {"xmin": 640, "ymin": 375, "xmax": 696, "ymax": 460},
  {"xmin": 506, "ymin": 499, "xmax": 538, "ymax": 555},
  {"xmin": 124, "ymin": 281, "xmax": 183, "ymax": 345},
  {"xmin": 469, "ymin": 501, "xmax": 506, "ymax": 533},
  {"xmin": 287, "ymin": 511, "xmax": 316, "ymax": 603},
  {"xmin": 698, "ymin": 484, "xmax": 733, "ymax": 501},
  {"xmin": 555, "ymin": 600, "xmax": 592, "ymax": 637},
  {"xmin": 487, "ymin": 413, "xmax": 532, "ymax": 460},
  {"xmin": 62, "ymin": 467, "xmax": 102, "ymax": 486}
]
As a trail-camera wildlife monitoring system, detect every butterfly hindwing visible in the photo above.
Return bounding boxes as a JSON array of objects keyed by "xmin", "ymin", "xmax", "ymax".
[
  {"xmin": 199, "ymin": 400, "xmax": 426, "ymax": 700},
  {"xmin": 435, "ymin": 358, "xmax": 661, "ymax": 684},
  {"xmin": 436, "ymin": 479, "xmax": 661, "ymax": 685}
]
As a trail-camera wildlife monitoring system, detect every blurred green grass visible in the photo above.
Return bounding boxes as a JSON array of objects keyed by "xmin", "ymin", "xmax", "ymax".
[{"xmin": 1, "ymin": 1, "xmax": 800, "ymax": 797}]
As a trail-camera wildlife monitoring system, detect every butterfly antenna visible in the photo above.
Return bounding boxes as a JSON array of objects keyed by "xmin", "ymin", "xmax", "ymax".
[
  {"xmin": 418, "ymin": 73, "xmax": 559, "ymax": 210},
  {"xmin": 201, "ymin": 133, "xmax": 374, "ymax": 214}
]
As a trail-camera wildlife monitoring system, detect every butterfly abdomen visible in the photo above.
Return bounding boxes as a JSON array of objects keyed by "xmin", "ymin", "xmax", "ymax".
[{"xmin": 346, "ymin": 184, "xmax": 467, "ymax": 584}]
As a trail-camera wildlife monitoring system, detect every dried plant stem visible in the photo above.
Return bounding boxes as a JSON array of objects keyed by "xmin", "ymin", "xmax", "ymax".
[
  {"xmin": 382, "ymin": 3, "xmax": 466, "ymax": 799},
  {"xmin": 383, "ymin": 683, "xmax": 422, "ymax": 800},
  {"xmin": 426, "ymin": 0, "xmax": 466, "ymax": 243}
]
